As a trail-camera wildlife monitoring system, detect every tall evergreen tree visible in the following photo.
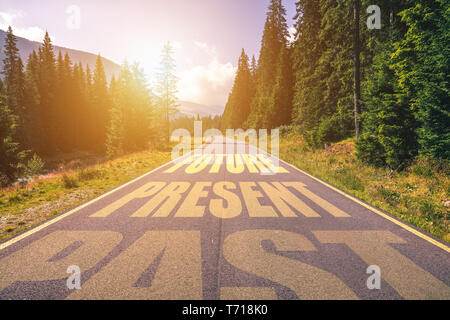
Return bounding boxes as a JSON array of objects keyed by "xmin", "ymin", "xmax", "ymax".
[
  {"xmin": 55, "ymin": 51, "xmax": 70, "ymax": 151},
  {"xmin": 292, "ymin": 0, "xmax": 324, "ymax": 144},
  {"xmin": 1, "ymin": 26, "xmax": 20, "ymax": 113},
  {"xmin": 269, "ymin": 45, "xmax": 294, "ymax": 128},
  {"xmin": 247, "ymin": 0, "xmax": 289, "ymax": 129},
  {"xmin": 106, "ymin": 62, "xmax": 156, "ymax": 157},
  {"xmin": 357, "ymin": 40, "xmax": 418, "ymax": 169},
  {"xmin": 156, "ymin": 42, "xmax": 179, "ymax": 142},
  {"xmin": 91, "ymin": 54, "xmax": 110, "ymax": 153},
  {"xmin": 1, "ymin": 27, "xmax": 27, "ymax": 143},
  {"xmin": 250, "ymin": 55, "xmax": 257, "ymax": 80},
  {"xmin": 37, "ymin": 32, "xmax": 57, "ymax": 154},
  {"xmin": 222, "ymin": 49, "xmax": 255, "ymax": 129},
  {"xmin": 0, "ymin": 94, "xmax": 25, "ymax": 184},
  {"xmin": 71, "ymin": 62, "xmax": 88, "ymax": 150},
  {"xmin": 23, "ymin": 51, "xmax": 41, "ymax": 152},
  {"xmin": 392, "ymin": 0, "xmax": 449, "ymax": 159},
  {"xmin": 356, "ymin": 0, "xmax": 418, "ymax": 169},
  {"xmin": 291, "ymin": 0, "xmax": 373, "ymax": 146},
  {"xmin": 106, "ymin": 76, "xmax": 124, "ymax": 159}
]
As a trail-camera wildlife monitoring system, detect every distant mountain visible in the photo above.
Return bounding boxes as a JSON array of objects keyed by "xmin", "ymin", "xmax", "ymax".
[
  {"xmin": 176, "ymin": 101, "xmax": 224, "ymax": 119},
  {"xmin": 0, "ymin": 29, "xmax": 120, "ymax": 81}
]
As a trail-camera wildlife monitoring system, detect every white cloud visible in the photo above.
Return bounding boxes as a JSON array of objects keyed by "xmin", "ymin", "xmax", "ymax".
[
  {"xmin": 194, "ymin": 41, "xmax": 217, "ymax": 58},
  {"xmin": 0, "ymin": 10, "xmax": 50, "ymax": 42},
  {"xmin": 178, "ymin": 42, "xmax": 236, "ymax": 107},
  {"xmin": 288, "ymin": 26, "xmax": 297, "ymax": 43}
]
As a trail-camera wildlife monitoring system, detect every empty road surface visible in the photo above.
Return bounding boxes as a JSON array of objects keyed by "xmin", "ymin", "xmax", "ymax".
[{"xmin": 0, "ymin": 137, "xmax": 449, "ymax": 300}]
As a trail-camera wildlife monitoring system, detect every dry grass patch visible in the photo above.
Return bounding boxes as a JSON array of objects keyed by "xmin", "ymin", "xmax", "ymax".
[{"xmin": 279, "ymin": 132, "xmax": 449, "ymax": 242}]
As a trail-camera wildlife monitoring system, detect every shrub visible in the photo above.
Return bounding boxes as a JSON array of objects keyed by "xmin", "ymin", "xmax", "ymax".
[
  {"xmin": 24, "ymin": 154, "xmax": 45, "ymax": 178},
  {"xmin": 0, "ymin": 171, "xmax": 10, "ymax": 188},
  {"xmin": 77, "ymin": 168, "xmax": 102, "ymax": 181},
  {"xmin": 62, "ymin": 175, "xmax": 79, "ymax": 189},
  {"xmin": 356, "ymin": 133, "xmax": 387, "ymax": 168}
]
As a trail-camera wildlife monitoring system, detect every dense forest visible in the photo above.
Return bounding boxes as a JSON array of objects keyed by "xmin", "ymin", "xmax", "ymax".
[
  {"xmin": 222, "ymin": 0, "xmax": 449, "ymax": 170},
  {"xmin": 0, "ymin": 27, "xmax": 178, "ymax": 186},
  {"xmin": 1, "ymin": 0, "xmax": 448, "ymax": 186},
  {"xmin": 171, "ymin": 114, "xmax": 222, "ymax": 135}
]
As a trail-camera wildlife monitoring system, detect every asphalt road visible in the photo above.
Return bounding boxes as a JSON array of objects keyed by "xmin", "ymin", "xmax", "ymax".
[{"xmin": 0, "ymin": 136, "xmax": 449, "ymax": 300}]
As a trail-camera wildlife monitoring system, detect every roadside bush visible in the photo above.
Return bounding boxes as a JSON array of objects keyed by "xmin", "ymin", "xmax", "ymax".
[
  {"xmin": 0, "ymin": 172, "xmax": 10, "ymax": 188},
  {"xmin": 278, "ymin": 125, "xmax": 299, "ymax": 138},
  {"xmin": 23, "ymin": 154, "xmax": 45, "ymax": 178},
  {"xmin": 62, "ymin": 175, "xmax": 79, "ymax": 189},
  {"xmin": 77, "ymin": 168, "xmax": 102, "ymax": 181}
]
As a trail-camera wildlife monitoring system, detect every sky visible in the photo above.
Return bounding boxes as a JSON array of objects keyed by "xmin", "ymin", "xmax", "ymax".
[{"xmin": 0, "ymin": 0, "xmax": 297, "ymax": 107}]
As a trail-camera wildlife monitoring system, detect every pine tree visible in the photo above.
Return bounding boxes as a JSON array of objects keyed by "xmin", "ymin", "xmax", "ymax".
[
  {"xmin": 128, "ymin": 62, "xmax": 156, "ymax": 150},
  {"xmin": 269, "ymin": 45, "xmax": 294, "ymax": 128},
  {"xmin": 72, "ymin": 62, "xmax": 88, "ymax": 150},
  {"xmin": 291, "ymin": 0, "xmax": 373, "ymax": 147},
  {"xmin": 291, "ymin": 0, "xmax": 326, "ymax": 144},
  {"xmin": 1, "ymin": 27, "xmax": 28, "ymax": 144},
  {"xmin": 91, "ymin": 54, "xmax": 110, "ymax": 153},
  {"xmin": 247, "ymin": 0, "xmax": 289, "ymax": 129},
  {"xmin": 156, "ymin": 42, "xmax": 179, "ymax": 142},
  {"xmin": 250, "ymin": 55, "xmax": 257, "ymax": 80},
  {"xmin": 0, "ymin": 94, "xmax": 25, "ymax": 184},
  {"xmin": 357, "ymin": 40, "xmax": 418, "ymax": 169},
  {"xmin": 1, "ymin": 26, "xmax": 20, "ymax": 113},
  {"xmin": 106, "ymin": 62, "xmax": 155, "ymax": 156},
  {"xmin": 106, "ymin": 104, "xmax": 124, "ymax": 159},
  {"xmin": 23, "ymin": 52, "xmax": 41, "ymax": 152},
  {"xmin": 55, "ymin": 51, "xmax": 69, "ymax": 151},
  {"xmin": 106, "ymin": 72, "xmax": 124, "ymax": 158},
  {"xmin": 356, "ymin": 0, "xmax": 418, "ymax": 169},
  {"xmin": 222, "ymin": 49, "xmax": 255, "ymax": 129},
  {"xmin": 37, "ymin": 32, "xmax": 57, "ymax": 155},
  {"xmin": 392, "ymin": 0, "xmax": 449, "ymax": 159}
]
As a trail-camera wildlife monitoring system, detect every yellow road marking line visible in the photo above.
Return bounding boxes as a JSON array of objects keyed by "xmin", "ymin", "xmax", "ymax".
[
  {"xmin": 0, "ymin": 153, "xmax": 193, "ymax": 251},
  {"xmin": 277, "ymin": 157, "xmax": 450, "ymax": 253}
]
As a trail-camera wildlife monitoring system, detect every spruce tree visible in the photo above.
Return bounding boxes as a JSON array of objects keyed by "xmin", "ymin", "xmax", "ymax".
[
  {"xmin": 269, "ymin": 45, "xmax": 294, "ymax": 128},
  {"xmin": 37, "ymin": 32, "xmax": 57, "ymax": 154},
  {"xmin": 106, "ymin": 62, "xmax": 155, "ymax": 156},
  {"xmin": 106, "ymin": 104, "xmax": 124, "ymax": 159},
  {"xmin": 356, "ymin": 0, "xmax": 418, "ymax": 169},
  {"xmin": 0, "ymin": 94, "xmax": 25, "ymax": 184},
  {"xmin": 222, "ymin": 49, "xmax": 255, "ymax": 129},
  {"xmin": 156, "ymin": 42, "xmax": 179, "ymax": 143},
  {"xmin": 357, "ymin": 40, "xmax": 418, "ymax": 169},
  {"xmin": 55, "ymin": 51, "xmax": 68, "ymax": 151},
  {"xmin": 1, "ymin": 27, "xmax": 27, "ymax": 144},
  {"xmin": 392, "ymin": 0, "xmax": 449, "ymax": 159},
  {"xmin": 250, "ymin": 55, "xmax": 257, "ymax": 80},
  {"xmin": 23, "ymin": 52, "xmax": 42, "ymax": 153},
  {"xmin": 106, "ymin": 73, "xmax": 123, "ymax": 158},
  {"xmin": 291, "ymin": 0, "xmax": 373, "ymax": 147},
  {"xmin": 92, "ymin": 54, "xmax": 110, "ymax": 153},
  {"xmin": 1, "ymin": 26, "xmax": 20, "ymax": 113},
  {"xmin": 291, "ymin": 0, "xmax": 326, "ymax": 144},
  {"xmin": 247, "ymin": 0, "xmax": 289, "ymax": 129}
]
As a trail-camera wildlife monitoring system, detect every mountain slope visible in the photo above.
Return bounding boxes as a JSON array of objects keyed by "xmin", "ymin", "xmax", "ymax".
[
  {"xmin": 177, "ymin": 101, "xmax": 224, "ymax": 118},
  {"xmin": 0, "ymin": 29, "xmax": 120, "ymax": 81}
]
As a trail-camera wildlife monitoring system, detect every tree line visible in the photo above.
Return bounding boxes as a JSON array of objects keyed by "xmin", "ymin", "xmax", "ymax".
[
  {"xmin": 171, "ymin": 114, "xmax": 222, "ymax": 136},
  {"xmin": 0, "ymin": 27, "xmax": 177, "ymax": 186},
  {"xmin": 221, "ymin": 0, "xmax": 449, "ymax": 170}
]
